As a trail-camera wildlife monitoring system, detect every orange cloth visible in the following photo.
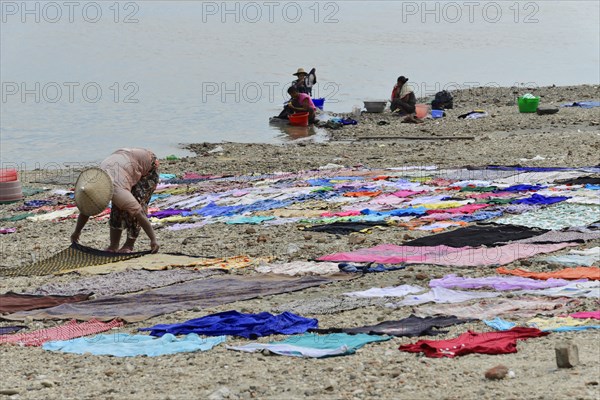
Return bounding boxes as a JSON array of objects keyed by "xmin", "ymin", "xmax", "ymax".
[
  {"xmin": 343, "ymin": 190, "xmax": 382, "ymax": 198},
  {"xmin": 496, "ymin": 266, "xmax": 600, "ymax": 281}
]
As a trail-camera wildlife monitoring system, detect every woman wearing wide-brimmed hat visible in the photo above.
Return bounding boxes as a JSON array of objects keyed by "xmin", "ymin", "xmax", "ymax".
[
  {"xmin": 71, "ymin": 148, "xmax": 160, "ymax": 253},
  {"xmin": 292, "ymin": 67, "xmax": 317, "ymax": 96}
]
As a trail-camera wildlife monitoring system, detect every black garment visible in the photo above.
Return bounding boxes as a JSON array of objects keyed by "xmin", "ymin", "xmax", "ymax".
[
  {"xmin": 555, "ymin": 176, "xmax": 600, "ymax": 185},
  {"xmin": 403, "ymin": 224, "xmax": 549, "ymax": 248},
  {"xmin": 312, "ymin": 315, "xmax": 472, "ymax": 337},
  {"xmin": 431, "ymin": 90, "xmax": 454, "ymax": 110},
  {"xmin": 301, "ymin": 221, "xmax": 386, "ymax": 235},
  {"xmin": 391, "ymin": 92, "xmax": 416, "ymax": 113}
]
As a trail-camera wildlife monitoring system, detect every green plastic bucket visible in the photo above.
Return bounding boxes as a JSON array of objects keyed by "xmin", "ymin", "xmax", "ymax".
[{"xmin": 518, "ymin": 96, "xmax": 540, "ymax": 113}]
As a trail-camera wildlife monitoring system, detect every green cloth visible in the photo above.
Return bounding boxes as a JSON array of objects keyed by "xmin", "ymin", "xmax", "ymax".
[
  {"xmin": 460, "ymin": 186, "xmax": 498, "ymax": 193},
  {"xmin": 22, "ymin": 187, "xmax": 48, "ymax": 197},
  {"xmin": 0, "ymin": 213, "xmax": 34, "ymax": 222}
]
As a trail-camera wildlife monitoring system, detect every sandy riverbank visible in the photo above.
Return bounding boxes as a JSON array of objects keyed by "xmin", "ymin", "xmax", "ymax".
[{"xmin": 0, "ymin": 85, "xmax": 599, "ymax": 400}]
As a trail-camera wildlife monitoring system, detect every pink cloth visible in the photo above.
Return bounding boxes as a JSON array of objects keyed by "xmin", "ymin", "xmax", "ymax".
[
  {"xmin": 320, "ymin": 210, "xmax": 362, "ymax": 218},
  {"xmin": 426, "ymin": 204, "xmax": 490, "ymax": 215},
  {"xmin": 297, "ymin": 93, "xmax": 316, "ymax": 110},
  {"xmin": 466, "ymin": 192, "xmax": 514, "ymax": 199},
  {"xmin": 0, "ymin": 228, "xmax": 16, "ymax": 234},
  {"xmin": 0, "ymin": 319, "xmax": 123, "ymax": 347},
  {"xmin": 392, "ymin": 190, "xmax": 425, "ymax": 198},
  {"xmin": 318, "ymin": 243, "xmax": 577, "ymax": 267},
  {"xmin": 568, "ymin": 311, "xmax": 600, "ymax": 320}
]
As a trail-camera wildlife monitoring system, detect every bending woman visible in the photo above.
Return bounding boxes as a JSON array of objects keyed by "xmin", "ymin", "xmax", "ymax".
[{"xmin": 71, "ymin": 148, "xmax": 160, "ymax": 253}]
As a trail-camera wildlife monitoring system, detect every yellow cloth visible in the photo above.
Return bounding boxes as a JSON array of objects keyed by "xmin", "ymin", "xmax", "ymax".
[
  {"xmin": 150, "ymin": 216, "xmax": 193, "ymax": 224},
  {"xmin": 57, "ymin": 254, "xmax": 259, "ymax": 275},
  {"xmin": 420, "ymin": 201, "xmax": 467, "ymax": 210},
  {"xmin": 527, "ymin": 316, "xmax": 594, "ymax": 331}
]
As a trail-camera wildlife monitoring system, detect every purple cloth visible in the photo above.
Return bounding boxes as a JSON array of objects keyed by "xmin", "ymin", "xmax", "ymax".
[
  {"xmin": 511, "ymin": 194, "xmax": 569, "ymax": 205},
  {"xmin": 429, "ymin": 274, "xmax": 579, "ymax": 291},
  {"xmin": 148, "ymin": 209, "xmax": 190, "ymax": 219},
  {"xmin": 0, "ymin": 326, "xmax": 27, "ymax": 335}
]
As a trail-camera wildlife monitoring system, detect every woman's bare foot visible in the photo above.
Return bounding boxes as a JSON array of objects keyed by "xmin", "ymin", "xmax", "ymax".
[
  {"xmin": 104, "ymin": 246, "xmax": 119, "ymax": 253},
  {"xmin": 118, "ymin": 246, "xmax": 134, "ymax": 253}
]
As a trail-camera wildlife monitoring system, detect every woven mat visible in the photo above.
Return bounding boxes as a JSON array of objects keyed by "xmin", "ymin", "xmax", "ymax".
[{"xmin": 0, "ymin": 243, "xmax": 148, "ymax": 277}]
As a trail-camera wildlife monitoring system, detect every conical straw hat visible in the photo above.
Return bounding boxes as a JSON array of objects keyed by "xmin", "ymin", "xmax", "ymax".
[{"xmin": 74, "ymin": 168, "xmax": 113, "ymax": 216}]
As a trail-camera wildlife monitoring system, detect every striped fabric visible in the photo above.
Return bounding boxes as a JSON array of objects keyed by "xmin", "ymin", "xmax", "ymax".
[{"xmin": 0, "ymin": 319, "xmax": 123, "ymax": 347}]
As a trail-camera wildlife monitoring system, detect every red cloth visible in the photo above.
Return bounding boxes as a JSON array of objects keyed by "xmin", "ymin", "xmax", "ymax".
[
  {"xmin": 399, "ymin": 327, "xmax": 549, "ymax": 358},
  {"xmin": 0, "ymin": 319, "xmax": 123, "ymax": 347}
]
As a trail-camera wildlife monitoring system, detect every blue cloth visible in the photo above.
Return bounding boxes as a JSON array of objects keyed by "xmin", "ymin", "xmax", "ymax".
[
  {"xmin": 150, "ymin": 193, "xmax": 171, "ymax": 203},
  {"xmin": 23, "ymin": 200, "xmax": 54, "ymax": 208},
  {"xmin": 225, "ymin": 216, "xmax": 275, "ymax": 224},
  {"xmin": 511, "ymin": 194, "xmax": 570, "ymax": 205},
  {"xmin": 542, "ymin": 325, "xmax": 600, "ymax": 332},
  {"xmin": 360, "ymin": 206, "xmax": 427, "ymax": 217},
  {"xmin": 338, "ymin": 263, "xmax": 405, "ymax": 273},
  {"xmin": 585, "ymin": 184, "xmax": 600, "ymax": 190},
  {"xmin": 42, "ymin": 334, "xmax": 225, "ymax": 357},
  {"xmin": 230, "ymin": 333, "xmax": 391, "ymax": 358},
  {"xmin": 502, "ymin": 184, "xmax": 546, "ymax": 192},
  {"xmin": 561, "ymin": 101, "xmax": 600, "ymax": 108},
  {"xmin": 483, "ymin": 317, "xmax": 516, "ymax": 331},
  {"xmin": 139, "ymin": 311, "xmax": 318, "ymax": 339},
  {"xmin": 159, "ymin": 173, "xmax": 176, "ymax": 180},
  {"xmin": 452, "ymin": 210, "xmax": 503, "ymax": 222}
]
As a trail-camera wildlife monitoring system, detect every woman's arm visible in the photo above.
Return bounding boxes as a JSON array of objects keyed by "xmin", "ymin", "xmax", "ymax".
[{"xmin": 135, "ymin": 210, "xmax": 159, "ymax": 253}]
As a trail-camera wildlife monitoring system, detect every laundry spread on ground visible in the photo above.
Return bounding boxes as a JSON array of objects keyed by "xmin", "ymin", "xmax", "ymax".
[
  {"xmin": 0, "ymin": 292, "xmax": 91, "ymax": 314},
  {"xmin": 497, "ymin": 266, "xmax": 600, "ymax": 281},
  {"xmin": 0, "ymin": 319, "xmax": 123, "ymax": 347},
  {"xmin": 227, "ymin": 333, "xmax": 392, "ymax": 358},
  {"xmin": 526, "ymin": 316, "xmax": 600, "ymax": 332},
  {"xmin": 30, "ymin": 269, "xmax": 224, "ymax": 297},
  {"xmin": 3, "ymin": 275, "xmax": 337, "ymax": 322},
  {"xmin": 313, "ymin": 315, "xmax": 472, "ymax": 337},
  {"xmin": 398, "ymin": 327, "xmax": 549, "ymax": 358},
  {"xmin": 0, "ymin": 326, "xmax": 27, "ymax": 335},
  {"xmin": 43, "ymin": 333, "xmax": 226, "ymax": 357},
  {"xmin": 414, "ymin": 297, "xmax": 575, "ymax": 320},
  {"xmin": 429, "ymin": 274, "xmax": 576, "ymax": 291},
  {"xmin": 254, "ymin": 261, "xmax": 341, "ymax": 276},
  {"xmin": 2, "ymin": 164, "xmax": 599, "ymax": 364},
  {"xmin": 139, "ymin": 311, "xmax": 317, "ymax": 338},
  {"xmin": 318, "ymin": 243, "xmax": 575, "ymax": 267}
]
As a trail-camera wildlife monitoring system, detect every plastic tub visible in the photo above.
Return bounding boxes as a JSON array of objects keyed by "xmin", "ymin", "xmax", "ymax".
[
  {"xmin": 431, "ymin": 109, "xmax": 444, "ymax": 119},
  {"xmin": 363, "ymin": 101, "xmax": 387, "ymax": 113},
  {"xmin": 0, "ymin": 180, "xmax": 23, "ymax": 203},
  {"xmin": 0, "ymin": 169, "xmax": 18, "ymax": 182},
  {"xmin": 415, "ymin": 104, "xmax": 430, "ymax": 119},
  {"xmin": 312, "ymin": 98, "xmax": 325, "ymax": 110},
  {"xmin": 518, "ymin": 96, "xmax": 540, "ymax": 113},
  {"xmin": 289, "ymin": 112, "xmax": 309, "ymax": 126}
]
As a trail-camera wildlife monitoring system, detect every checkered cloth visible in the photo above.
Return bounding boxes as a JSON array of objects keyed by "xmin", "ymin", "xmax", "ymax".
[{"xmin": 0, "ymin": 319, "xmax": 123, "ymax": 347}]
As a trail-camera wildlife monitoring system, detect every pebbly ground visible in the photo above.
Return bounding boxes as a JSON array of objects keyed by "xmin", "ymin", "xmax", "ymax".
[{"xmin": 0, "ymin": 85, "xmax": 599, "ymax": 400}]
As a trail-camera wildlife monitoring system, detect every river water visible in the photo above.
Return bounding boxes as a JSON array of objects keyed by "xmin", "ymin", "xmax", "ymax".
[{"xmin": 1, "ymin": 0, "xmax": 598, "ymax": 167}]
